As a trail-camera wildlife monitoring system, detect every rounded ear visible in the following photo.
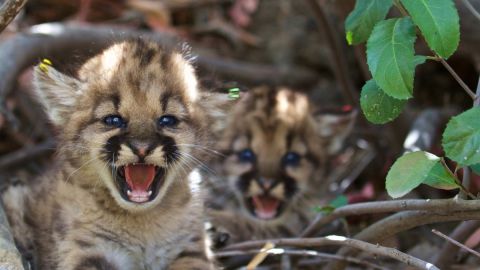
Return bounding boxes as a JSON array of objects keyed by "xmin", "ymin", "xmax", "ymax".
[
  {"xmin": 33, "ymin": 62, "xmax": 81, "ymax": 126},
  {"xmin": 313, "ymin": 107, "xmax": 358, "ymax": 154}
]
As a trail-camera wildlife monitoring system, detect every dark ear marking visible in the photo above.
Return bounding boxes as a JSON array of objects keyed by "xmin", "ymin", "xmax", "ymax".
[
  {"xmin": 160, "ymin": 51, "xmax": 172, "ymax": 69},
  {"xmin": 140, "ymin": 48, "xmax": 156, "ymax": 67}
]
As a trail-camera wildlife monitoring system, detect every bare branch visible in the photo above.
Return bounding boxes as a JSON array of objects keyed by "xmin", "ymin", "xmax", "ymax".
[
  {"xmin": 302, "ymin": 198, "xmax": 480, "ymax": 237},
  {"xmin": 462, "ymin": 0, "xmax": 480, "ymax": 21},
  {"xmin": 305, "ymin": 0, "xmax": 359, "ymax": 106},
  {"xmin": 0, "ymin": 23, "xmax": 318, "ymax": 112},
  {"xmin": 0, "ymin": 140, "xmax": 56, "ymax": 169},
  {"xmin": 438, "ymin": 57, "xmax": 476, "ymax": 100},
  {"xmin": 432, "ymin": 229, "xmax": 480, "ymax": 258},
  {"xmin": 326, "ymin": 210, "xmax": 480, "ymax": 270},
  {"xmin": 222, "ymin": 235, "xmax": 438, "ymax": 270},
  {"xmin": 432, "ymin": 220, "xmax": 480, "ymax": 268},
  {"xmin": 215, "ymin": 248, "xmax": 389, "ymax": 270},
  {"xmin": 0, "ymin": 0, "xmax": 27, "ymax": 33}
]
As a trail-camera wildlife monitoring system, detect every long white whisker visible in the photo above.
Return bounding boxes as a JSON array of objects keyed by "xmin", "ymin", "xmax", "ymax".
[{"xmin": 65, "ymin": 156, "xmax": 100, "ymax": 183}]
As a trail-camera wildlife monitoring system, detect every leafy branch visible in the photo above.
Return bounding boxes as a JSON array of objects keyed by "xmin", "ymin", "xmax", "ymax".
[{"xmin": 346, "ymin": 0, "xmax": 480, "ymax": 198}]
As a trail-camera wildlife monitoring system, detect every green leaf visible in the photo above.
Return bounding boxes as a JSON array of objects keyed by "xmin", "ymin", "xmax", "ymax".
[
  {"xmin": 423, "ymin": 162, "xmax": 459, "ymax": 190},
  {"xmin": 367, "ymin": 17, "xmax": 418, "ymax": 100},
  {"xmin": 386, "ymin": 151, "xmax": 455, "ymax": 198},
  {"xmin": 442, "ymin": 108, "xmax": 480, "ymax": 166},
  {"xmin": 314, "ymin": 195, "xmax": 348, "ymax": 214},
  {"xmin": 472, "ymin": 164, "xmax": 480, "ymax": 175},
  {"xmin": 360, "ymin": 79, "xmax": 407, "ymax": 124},
  {"xmin": 345, "ymin": 0, "xmax": 393, "ymax": 45},
  {"xmin": 330, "ymin": 195, "xmax": 348, "ymax": 208},
  {"xmin": 401, "ymin": 0, "xmax": 460, "ymax": 59}
]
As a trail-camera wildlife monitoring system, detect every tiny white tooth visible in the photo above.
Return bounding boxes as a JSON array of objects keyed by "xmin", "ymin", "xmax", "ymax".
[
  {"xmin": 148, "ymin": 190, "xmax": 152, "ymax": 195},
  {"xmin": 127, "ymin": 190, "xmax": 132, "ymax": 195}
]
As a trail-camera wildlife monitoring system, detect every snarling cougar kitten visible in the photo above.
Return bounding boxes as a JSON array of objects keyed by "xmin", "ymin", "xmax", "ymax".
[
  {"xmin": 206, "ymin": 86, "xmax": 356, "ymax": 244},
  {"xmin": 2, "ymin": 39, "xmax": 228, "ymax": 270}
]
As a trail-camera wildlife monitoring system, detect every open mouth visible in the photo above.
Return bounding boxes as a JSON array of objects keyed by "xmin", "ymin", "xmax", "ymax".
[
  {"xmin": 246, "ymin": 195, "xmax": 284, "ymax": 220},
  {"xmin": 115, "ymin": 163, "xmax": 165, "ymax": 203}
]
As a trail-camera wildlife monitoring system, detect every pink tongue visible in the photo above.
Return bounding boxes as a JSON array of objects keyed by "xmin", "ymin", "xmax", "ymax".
[
  {"xmin": 124, "ymin": 164, "xmax": 156, "ymax": 194},
  {"xmin": 252, "ymin": 195, "xmax": 280, "ymax": 219}
]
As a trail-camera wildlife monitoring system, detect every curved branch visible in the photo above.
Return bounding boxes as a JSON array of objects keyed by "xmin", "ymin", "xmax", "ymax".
[
  {"xmin": 221, "ymin": 235, "xmax": 439, "ymax": 270},
  {"xmin": 326, "ymin": 210, "xmax": 480, "ymax": 270},
  {"xmin": 302, "ymin": 198, "xmax": 480, "ymax": 237},
  {"xmin": 0, "ymin": 23, "xmax": 319, "ymax": 110},
  {"xmin": 215, "ymin": 249, "xmax": 388, "ymax": 270},
  {"xmin": 0, "ymin": 0, "xmax": 27, "ymax": 33}
]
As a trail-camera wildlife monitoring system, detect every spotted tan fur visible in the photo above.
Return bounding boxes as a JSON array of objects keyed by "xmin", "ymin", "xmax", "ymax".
[
  {"xmin": 2, "ymin": 39, "xmax": 228, "ymax": 270},
  {"xmin": 206, "ymin": 86, "xmax": 356, "ymax": 244}
]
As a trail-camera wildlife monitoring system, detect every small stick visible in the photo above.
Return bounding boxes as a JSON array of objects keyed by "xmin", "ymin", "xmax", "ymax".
[
  {"xmin": 432, "ymin": 229, "xmax": 480, "ymax": 259},
  {"xmin": 438, "ymin": 57, "xmax": 476, "ymax": 100},
  {"xmin": 432, "ymin": 220, "xmax": 480, "ymax": 268},
  {"xmin": 215, "ymin": 248, "xmax": 388, "ymax": 270},
  {"xmin": 0, "ymin": 0, "xmax": 28, "ymax": 33},
  {"xmin": 246, "ymin": 242, "xmax": 274, "ymax": 270},
  {"xmin": 462, "ymin": 0, "xmax": 480, "ymax": 21},
  {"xmin": 0, "ymin": 140, "xmax": 56, "ymax": 169},
  {"xmin": 222, "ymin": 235, "xmax": 439, "ymax": 270}
]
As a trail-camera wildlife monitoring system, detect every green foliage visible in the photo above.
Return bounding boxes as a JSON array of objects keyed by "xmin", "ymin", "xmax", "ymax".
[
  {"xmin": 346, "ymin": 0, "xmax": 466, "ymax": 198},
  {"xmin": 366, "ymin": 17, "xmax": 417, "ymax": 99},
  {"xmin": 360, "ymin": 79, "xmax": 406, "ymax": 124},
  {"xmin": 472, "ymin": 164, "xmax": 480, "ymax": 175},
  {"xmin": 401, "ymin": 0, "xmax": 460, "ymax": 58},
  {"xmin": 314, "ymin": 195, "xmax": 348, "ymax": 214},
  {"xmin": 423, "ymin": 163, "xmax": 460, "ymax": 190},
  {"xmin": 345, "ymin": 0, "xmax": 393, "ymax": 45},
  {"xmin": 442, "ymin": 108, "xmax": 480, "ymax": 166},
  {"xmin": 386, "ymin": 151, "xmax": 457, "ymax": 198},
  {"xmin": 228, "ymin": 88, "xmax": 240, "ymax": 100}
]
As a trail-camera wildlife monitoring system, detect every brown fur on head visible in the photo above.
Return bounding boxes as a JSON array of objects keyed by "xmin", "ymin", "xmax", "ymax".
[
  {"xmin": 217, "ymin": 86, "xmax": 356, "ymax": 222},
  {"xmin": 33, "ymin": 39, "xmax": 230, "ymax": 212}
]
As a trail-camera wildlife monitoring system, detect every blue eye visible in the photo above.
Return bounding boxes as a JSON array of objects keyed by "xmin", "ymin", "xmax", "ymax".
[
  {"xmin": 238, "ymin": 149, "xmax": 255, "ymax": 163},
  {"xmin": 103, "ymin": 115, "xmax": 126, "ymax": 128},
  {"xmin": 158, "ymin": 115, "xmax": 179, "ymax": 128},
  {"xmin": 283, "ymin": 152, "xmax": 301, "ymax": 166}
]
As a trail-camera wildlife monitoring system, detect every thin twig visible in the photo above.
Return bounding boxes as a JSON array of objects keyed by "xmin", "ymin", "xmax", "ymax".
[
  {"xmin": 438, "ymin": 57, "xmax": 477, "ymax": 100},
  {"xmin": 0, "ymin": 140, "xmax": 56, "ymax": 169},
  {"xmin": 222, "ymin": 235, "xmax": 439, "ymax": 270},
  {"xmin": 432, "ymin": 220, "xmax": 480, "ymax": 268},
  {"xmin": 0, "ymin": 0, "xmax": 28, "ymax": 33},
  {"xmin": 460, "ymin": 167, "xmax": 471, "ymax": 199},
  {"xmin": 302, "ymin": 198, "xmax": 480, "ymax": 237},
  {"xmin": 246, "ymin": 242, "xmax": 274, "ymax": 270},
  {"xmin": 215, "ymin": 248, "xmax": 389, "ymax": 270},
  {"xmin": 462, "ymin": 0, "xmax": 480, "ymax": 21},
  {"xmin": 440, "ymin": 158, "xmax": 476, "ymax": 199},
  {"xmin": 393, "ymin": 1, "xmax": 477, "ymax": 100},
  {"xmin": 326, "ymin": 210, "xmax": 480, "ymax": 270},
  {"xmin": 432, "ymin": 229, "xmax": 480, "ymax": 258},
  {"xmin": 305, "ymin": 0, "xmax": 358, "ymax": 106}
]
